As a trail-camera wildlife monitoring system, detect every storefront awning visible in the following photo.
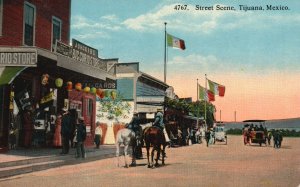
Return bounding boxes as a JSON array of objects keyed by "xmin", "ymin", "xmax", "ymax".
[{"xmin": 0, "ymin": 67, "xmax": 27, "ymax": 85}]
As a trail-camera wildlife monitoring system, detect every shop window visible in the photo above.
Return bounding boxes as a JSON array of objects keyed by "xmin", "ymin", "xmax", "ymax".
[
  {"xmin": 52, "ymin": 16, "xmax": 62, "ymax": 52},
  {"xmin": 0, "ymin": 0, "xmax": 3, "ymax": 36},
  {"xmin": 23, "ymin": 2, "xmax": 36, "ymax": 46}
]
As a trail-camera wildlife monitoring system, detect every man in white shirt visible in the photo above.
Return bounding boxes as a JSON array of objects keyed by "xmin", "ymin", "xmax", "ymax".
[{"xmin": 94, "ymin": 121, "xmax": 102, "ymax": 149}]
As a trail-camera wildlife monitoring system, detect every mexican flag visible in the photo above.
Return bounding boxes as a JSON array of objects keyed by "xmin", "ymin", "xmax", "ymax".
[
  {"xmin": 167, "ymin": 33, "xmax": 186, "ymax": 50},
  {"xmin": 198, "ymin": 84, "xmax": 215, "ymax": 102},
  {"xmin": 208, "ymin": 79, "xmax": 225, "ymax": 97}
]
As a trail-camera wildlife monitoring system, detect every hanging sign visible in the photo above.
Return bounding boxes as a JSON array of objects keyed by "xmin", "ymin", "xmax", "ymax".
[
  {"xmin": 0, "ymin": 49, "xmax": 37, "ymax": 67},
  {"xmin": 55, "ymin": 40, "xmax": 106, "ymax": 71}
]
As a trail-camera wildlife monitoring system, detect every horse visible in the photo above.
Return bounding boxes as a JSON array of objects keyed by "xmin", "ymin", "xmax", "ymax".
[
  {"xmin": 143, "ymin": 126, "xmax": 166, "ymax": 168},
  {"xmin": 115, "ymin": 128, "xmax": 137, "ymax": 168}
]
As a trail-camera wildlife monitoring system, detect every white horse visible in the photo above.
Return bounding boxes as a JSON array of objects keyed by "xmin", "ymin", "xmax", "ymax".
[{"xmin": 115, "ymin": 128, "xmax": 136, "ymax": 168}]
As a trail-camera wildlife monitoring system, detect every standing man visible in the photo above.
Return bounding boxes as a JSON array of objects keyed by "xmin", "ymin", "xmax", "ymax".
[
  {"xmin": 22, "ymin": 106, "xmax": 33, "ymax": 148},
  {"xmin": 205, "ymin": 129, "xmax": 211, "ymax": 147},
  {"xmin": 75, "ymin": 116, "xmax": 87, "ymax": 158},
  {"xmin": 94, "ymin": 121, "xmax": 102, "ymax": 149},
  {"xmin": 61, "ymin": 108, "xmax": 71, "ymax": 154}
]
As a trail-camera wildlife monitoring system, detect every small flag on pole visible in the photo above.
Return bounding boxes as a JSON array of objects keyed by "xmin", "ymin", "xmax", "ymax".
[
  {"xmin": 167, "ymin": 33, "xmax": 186, "ymax": 50},
  {"xmin": 207, "ymin": 79, "xmax": 225, "ymax": 97},
  {"xmin": 198, "ymin": 84, "xmax": 215, "ymax": 102}
]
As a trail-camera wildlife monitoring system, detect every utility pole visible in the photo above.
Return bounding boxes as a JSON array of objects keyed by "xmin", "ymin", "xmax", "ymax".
[{"xmin": 234, "ymin": 110, "xmax": 236, "ymax": 122}]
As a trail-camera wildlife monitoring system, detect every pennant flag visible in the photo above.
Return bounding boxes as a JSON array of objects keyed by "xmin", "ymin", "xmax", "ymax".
[
  {"xmin": 207, "ymin": 79, "xmax": 225, "ymax": 97},
  {"xmin": 167, "ymin": 33, "xmax": 186, "ymax": 50},
  {"xmin": 198, "ymin": 84, "xmax": 215, "ymax": 102}
]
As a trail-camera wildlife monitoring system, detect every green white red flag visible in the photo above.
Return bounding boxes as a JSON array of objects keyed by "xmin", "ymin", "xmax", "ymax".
[
  {"xmin": 207, "ymin": 79, "xmax": 225, "ymax": 97},
  {"xmin": 198, "ymin": 84, "xmax": 215, "ymax": 102},
  {"xmin": 167, "ymin": 33, "xmax": 186, "ymax": 50}
]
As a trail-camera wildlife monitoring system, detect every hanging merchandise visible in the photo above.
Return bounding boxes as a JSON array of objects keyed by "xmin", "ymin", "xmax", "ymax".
[
  {"xmin": 90, "ymin": 87, "xmax": 96, "ymax": 94},
  {"xmin": 15, "ymin": 89, "xmax": 31, "ymax": 111},
  {"xmin": 83, "ymin": 86, "xmax": 90, "ymax": 93},
  {"xmin": 13, "ymin": 99, "xmax": 19, "ymax": 115},
  {"xmin": 104, "ymin": 90, "xmax": 111, "ymax": 98},
  {"xmin": 111, "ymin": 90, "xmax": 117, "ymax": 100},
  {"xmin": 66, "ymin": 81, "xmax": 72, "ymax": 91},
  {"xmin": 75, "ymin": 83, "xmax": 82, "ymax": 91},
  {"xmin": 96, "ymin": 88, "xmax": 104, "ymax": 99},
  {"xmin": 9, "ymin": 91, "xmax": 14, "ymax": 110},
  {"xmin": 39, "ymin": 91, "xmax": 56, "ymax": 110},
  {"xmin": 41, "ymin": 74, "xmax": 50, "ymax": 85},
  {"xmin": 55, "ymin": 78, "xmax": 63, "ymax": 88}
]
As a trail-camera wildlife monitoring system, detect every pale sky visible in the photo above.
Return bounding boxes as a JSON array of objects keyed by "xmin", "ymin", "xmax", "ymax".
[{"xmin": 71, "ymin": 0, "xmax": 300, "ymax": 121}]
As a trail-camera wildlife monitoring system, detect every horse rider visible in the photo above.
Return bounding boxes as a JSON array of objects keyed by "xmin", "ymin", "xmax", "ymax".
[
  {"xmin": 152, "ymin": 109, "xmax": 171, "ymax": 147},
  {"xmin": 126, "ymin": 111, "xmax": 143, "ymax": 159}
]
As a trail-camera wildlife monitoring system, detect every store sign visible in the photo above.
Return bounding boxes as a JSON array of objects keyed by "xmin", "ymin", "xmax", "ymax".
[
  {"xmin": 72, "ymin": 39, "xmax": 98, "ymax": 57},
  {"xmin": 83, "ymin": 81, "xmax": 116, "ymax": 89},
  {"xmin": 136, "ymin": 96, "xmax": 165, "ymax": 103},
  {"xmin": 55, "ymin": 41, "xmax": 72, "ymax": 57},
  {"xmin": 0, "ymin": 51, "xmax": 37, "ymax": 67},
  {"xmin": 55, "ymin": 40, "xmax": 106, "ymax": 71}
]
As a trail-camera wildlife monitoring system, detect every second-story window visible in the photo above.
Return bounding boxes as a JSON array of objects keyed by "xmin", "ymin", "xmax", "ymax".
[
  {"xmin": 24, "ymin": 2, "xmax": 35, "ymax": 46},
  {"xmin": 0, "ymin": 0, "xmax": 3, "ymax": 36},
  {"xmin": 52, "ymin": 17, "xmax": 62, "ymax": 51}
]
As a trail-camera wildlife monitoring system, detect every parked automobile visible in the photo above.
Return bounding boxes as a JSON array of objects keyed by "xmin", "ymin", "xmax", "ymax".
[
  {"xmin": 243, "ymin": 120, "xmax": 267, "ymax": 146},
  {"xmin": 213, "ymin": 124, "xmax": 227, "ymax": 145}
]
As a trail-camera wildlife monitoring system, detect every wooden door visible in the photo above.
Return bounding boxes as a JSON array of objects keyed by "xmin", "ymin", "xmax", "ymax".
[{"xmin": 82, "ymin": 93, "xmax": 96, "ymax": 145}]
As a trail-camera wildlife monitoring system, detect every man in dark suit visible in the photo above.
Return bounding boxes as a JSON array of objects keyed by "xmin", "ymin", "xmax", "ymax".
[
  {"xmin": 75, "ymin": 116, "xmax": 87, "ymax": 158},
  {"xmin": 61, "ymin": 108, "xmax": 71, "ymax": 154}
]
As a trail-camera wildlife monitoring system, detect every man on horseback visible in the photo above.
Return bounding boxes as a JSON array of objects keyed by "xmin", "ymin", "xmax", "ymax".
[
  {"xmin": 125, "ymin": 111, "xmax": 142, "ymax": 159},
  {"xmin": 153, "ymin": 109, "xmax": 171, "ymax": 148}
]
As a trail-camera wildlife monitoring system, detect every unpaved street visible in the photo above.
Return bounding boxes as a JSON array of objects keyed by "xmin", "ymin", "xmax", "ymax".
[{"xmin": 1, "ymin": 135, "xmax": 299, "ymax": 187}]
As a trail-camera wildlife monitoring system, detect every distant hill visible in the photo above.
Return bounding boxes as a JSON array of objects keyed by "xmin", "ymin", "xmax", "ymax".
[{"xmin": 224, "ymin": 118, "xmax": 300, "ymax": 131}]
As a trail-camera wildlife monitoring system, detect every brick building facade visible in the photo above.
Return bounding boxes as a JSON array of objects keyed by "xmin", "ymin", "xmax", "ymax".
[
  {"xmin": 0, "ymin": 0, "xmax": 70, "ymax": 49},
  {"xmin": 0, "ymin": 1, "xmax": 116, "ymax": 151}
]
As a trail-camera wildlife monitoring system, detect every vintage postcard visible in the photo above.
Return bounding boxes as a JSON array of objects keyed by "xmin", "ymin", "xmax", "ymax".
[{"xmin": 0, "ymin": 0, "xmax": 299, "ymax": 186}]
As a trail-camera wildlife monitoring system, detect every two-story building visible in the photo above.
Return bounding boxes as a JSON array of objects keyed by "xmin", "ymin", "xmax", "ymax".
[{"xmin": 0, "ymin": 1, "xmax": 116, "ymax": 151}]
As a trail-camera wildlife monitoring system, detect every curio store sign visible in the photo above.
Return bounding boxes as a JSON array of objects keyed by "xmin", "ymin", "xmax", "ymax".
[{"xmin": 0, "ymin": 48, "xmax": 37, "ymax": 67}]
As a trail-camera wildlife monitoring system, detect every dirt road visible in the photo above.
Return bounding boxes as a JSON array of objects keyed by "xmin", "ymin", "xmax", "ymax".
[{"xmin": 1, "ymin": 135, "xmax": 299, "ymax": 187}]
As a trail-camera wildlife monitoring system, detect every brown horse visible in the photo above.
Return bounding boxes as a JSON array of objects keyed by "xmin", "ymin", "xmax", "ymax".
[{"xmin": 143, "ymin": 126, "xmax": 166, "ymax": 168}]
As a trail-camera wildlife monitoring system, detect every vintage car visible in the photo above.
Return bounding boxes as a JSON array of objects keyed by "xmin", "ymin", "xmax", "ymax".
[
  {"xmin": 243, "ymin": 120, "xmax": 267, "ymax": 146},
  {"xmin": 213, "ymin": 124, "xmax": 227, "ymax": 145}
]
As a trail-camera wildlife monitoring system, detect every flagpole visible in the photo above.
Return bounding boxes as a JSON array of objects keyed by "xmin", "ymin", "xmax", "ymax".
[
  {"xmin": 164, "ymin": 22, "xmax": 167, "ymax": 83},
  {"xmin": 196, "ymin": 78, "xmax": 199, "ymax": 129},
  {"xmin": 197, "ymin": 78, "xmax": 199, "ymax": 102},
  {"xmin": 205, "ymin": 74, "xmax": 207, "ymax": 130}
]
